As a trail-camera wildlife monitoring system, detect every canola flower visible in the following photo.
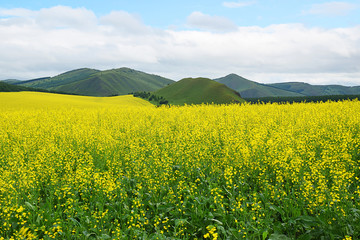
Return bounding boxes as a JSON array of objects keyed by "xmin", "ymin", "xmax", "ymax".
[{"xmin": 0, "ymin": 92, "xmax": 360, "ymax": 239}]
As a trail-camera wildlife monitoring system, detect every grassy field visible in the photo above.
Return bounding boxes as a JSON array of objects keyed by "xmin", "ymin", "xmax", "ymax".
[{"xmin": 0, "ymin": 92, "xmax": 360, "ymax": 239}]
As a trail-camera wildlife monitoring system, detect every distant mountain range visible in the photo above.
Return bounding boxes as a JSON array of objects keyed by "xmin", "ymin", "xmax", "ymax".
[
  {"xmin": 268, "ymin": 82, "xmax": 360, "ymax": 96},
  {"xmin": 214, "ymin": 74, "xmax": 304, "ymax": 98},
  {"xmin": 215, "ymin": 74, "xmax": 360, "ymax": 97},
  {"xmin": 2, "ymin": 67, "xmax": 360, "ymax": 103}
]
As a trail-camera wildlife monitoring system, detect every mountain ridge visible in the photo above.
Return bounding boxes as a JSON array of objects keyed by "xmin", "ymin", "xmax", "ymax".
[
  {"xmin": 268, "ymin": 82, "xmax": 360, "ymax": 96},
  {"xmin": 2, "ymin": 68, "xmax": 360, "ymax": 99},
  {"xmin": 214, "ymin": 74, "xmax": 305, "ymax": 98}
]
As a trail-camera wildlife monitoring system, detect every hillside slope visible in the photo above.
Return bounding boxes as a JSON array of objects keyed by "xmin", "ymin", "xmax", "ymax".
[
  {"xmin": 0, "ymin": 81, "xmax": 35, "ymax": 92},
  {"xmin": 17, "ymin": 68, "xmax": 99, "ymax": 89},
  {"xmin": 155, "ymin": 77, "xmax": 244, "ymax": 105},
  {"xmin": 16, "ymin": 68, "xmax": 174, "ymax": 96},
  {"xmin": 268, "ymin": 82, "xmax": 360, "ymax": 96},
  {"xmin": 1, "ymin": 79, "xmax": 22, "ymax": 84},
  {"xmin": 214, "ymin": 74, "xmax": 304, "ymax": 98},
  {"xmin": 55, "ymin": 68, "xmax": 174, "ymax": 96},
  {"xmin": 0, "ymin": 81, "xmax": 61, "ymax": 93}
]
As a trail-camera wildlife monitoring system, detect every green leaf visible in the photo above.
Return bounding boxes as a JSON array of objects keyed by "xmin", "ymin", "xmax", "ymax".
[
  {"xmin": 269, "ymin": 205, "xmax": 284, "ymax": 215},
  {"xmin": 210, "ymin": 218, "xmax": 223, "ymax": 225},
  {"xmin": 25, "ymin": 202, "xmax": 36, "ymax": 211},
  {"xmin": 175, "ymin": 219, "xmax": 188, "ymax": 226},
  {"xmin": 262, "ymin": 230, "xmax": 269, "ymax": 240},
  {"xmin": 268, "ymin": 233, "xmax": 292, "ymax": 240},
  {"xmin": 295, "ymin": 216, "xmax": 317, "ymax": 223},
  {"xmin": 297, "ymin": 233, "xmax": 312, "ymax": 240},
  {"xmin": 69, "ymin": 217, "xmax": 81, "ymax": 227},
  {"xmin": 99, "ymin": 234, "xmax": 111, "ymax": 239}
]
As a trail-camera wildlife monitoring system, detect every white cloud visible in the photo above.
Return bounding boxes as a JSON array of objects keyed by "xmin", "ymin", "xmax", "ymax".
[
  {"xmin": 100, "ymin": 11, "xmax": 153, "ymax": 35},
  {"xmin": 0, "ymin": 6, "xmax": 359, "ymax": 85},
  {"xmin": 223, "ymin": 1, "xmax": 256, "ymax": 8},
  {"xmin": 186, "ymin": 11, "xmax": 238, "ymax": 32},
  {"xmin": 304, "ymin": 1, "xmax": 357, "ymax": 16},
  {"xmin": 0, "ymin": 8, "xmax": 35, "ymax": 17},
  {"xmin": 154, "ymin": 24, "xmax": 360, "ymax": 84},
  {"xmin": 36, "ymin": 6, "xmax": 98, "ymax": 29},
  {"xmin": 0, "ymin": 6, "xmax": 97, "ymax": 29}
]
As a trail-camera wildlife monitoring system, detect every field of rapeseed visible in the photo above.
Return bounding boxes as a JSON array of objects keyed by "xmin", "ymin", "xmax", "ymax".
[{"xmin": 0, "ymin": 92, "xmax": 360, "ymax": 239}]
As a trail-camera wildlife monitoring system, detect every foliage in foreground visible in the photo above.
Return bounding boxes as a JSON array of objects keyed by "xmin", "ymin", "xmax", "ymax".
[{"xmin": 0, "ymin": 93, "xmax": 360, "ymax": 239}]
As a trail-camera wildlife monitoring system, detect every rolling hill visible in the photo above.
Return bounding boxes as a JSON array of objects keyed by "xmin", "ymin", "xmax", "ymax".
[
  {"xmin": 155, "ymin": 77, "xmax": 244, "ymax": 105},
  {"xmin": 1, "ymin": 79, "xmax": 22, "ymax": 84},
  {"xmin": 16, "ymin": 68, "xmax": 174, "ymax": 96},
  {"xmin": 214, "ymin": 74, "xmax": 304, "ymax": 98},
  {"xmin": 17, "ymin": 69, "xmax": 99, "ymax": 89},
  {"xmin": 0, "ymin": 81, "xmax": 63, "ymax": 93},
  {"xmin": 6, "ymin": 68, "xmax": 360, "ymax": 99},
  {"xmin": 55, "ymin": 68, "xmax": 174, "ymax": 96},
  {"xmin": 0, "ymin": 81, "xmax": 80, "ymax": 95},
  {"xmin": 0, "ymin": 81, "xmax": 35, "ymax": 92},
  {"xmin": 268, "ymin": 82, "xmax": 360, "ymax": 96}
]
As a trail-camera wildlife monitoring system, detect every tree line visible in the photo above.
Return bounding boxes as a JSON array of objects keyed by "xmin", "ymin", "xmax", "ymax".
[{"xmin": 132, "ymin": 91, "xmax": 169, "ymax": 106}]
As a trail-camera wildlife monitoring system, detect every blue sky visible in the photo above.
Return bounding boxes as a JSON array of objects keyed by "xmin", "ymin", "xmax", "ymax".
[
  {"xmin": 2, "ymin": 0, "xmax": 359, "ymax": 28},
  {"xmin": 0, "ymin": 0, "xmax": 359, "ymax": 84}
]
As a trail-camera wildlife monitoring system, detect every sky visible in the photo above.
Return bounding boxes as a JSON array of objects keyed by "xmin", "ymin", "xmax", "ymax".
[{"xmin": 0, "ymin": 1, "xmax": 359, "ymax": 85}]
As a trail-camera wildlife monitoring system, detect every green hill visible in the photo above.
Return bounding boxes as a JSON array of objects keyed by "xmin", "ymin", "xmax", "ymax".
[
  {"xmin": 54, "ymin": 68, "xmax": 174, "ymax": 96},
  {"xmin": 16, "ymin": 68, "xmax": 99, "ymax": 89},
  {"xmin": 9, "ymin": 69, "xmax": 360, "ymax": 99},
  {"xmin": 16, "ymin": 68, "xmax": 174, "ymax": 97},
  {"xmin": 214, "ymin": 74, "xmax": 304, "ymax": 98},
  {"xmin": 268, "ymin": 82, "xmax": 360, "ymax": 96},
  {"xmin": 0, "ymin": 81, "xmax": 65, "ymax": 94},
  {"xmin": 0, "ymin": 81, "xmax": 34, "ymax": 92},
  {"xmin": 1, "ymin": 79, "xmax": 22, "ymax": 84},
  {"xmin": 155, "ymin": 77, "xmax": 244, "ymax": 105}
]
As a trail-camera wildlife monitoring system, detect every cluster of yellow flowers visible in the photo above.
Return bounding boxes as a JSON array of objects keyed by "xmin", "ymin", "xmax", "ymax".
[
  {"xmin": 0, "ymin": 92, "xmax": 360, "ymax": 239},
  {"xmin": 204, "ymin": 225, "xmax": 218, "ymax": 239}
]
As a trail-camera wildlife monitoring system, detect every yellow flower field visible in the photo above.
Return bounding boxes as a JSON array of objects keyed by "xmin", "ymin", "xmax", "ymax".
[{"xmin": 0, "ymin": 92, "xmax": 359, "ymax": 239}]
